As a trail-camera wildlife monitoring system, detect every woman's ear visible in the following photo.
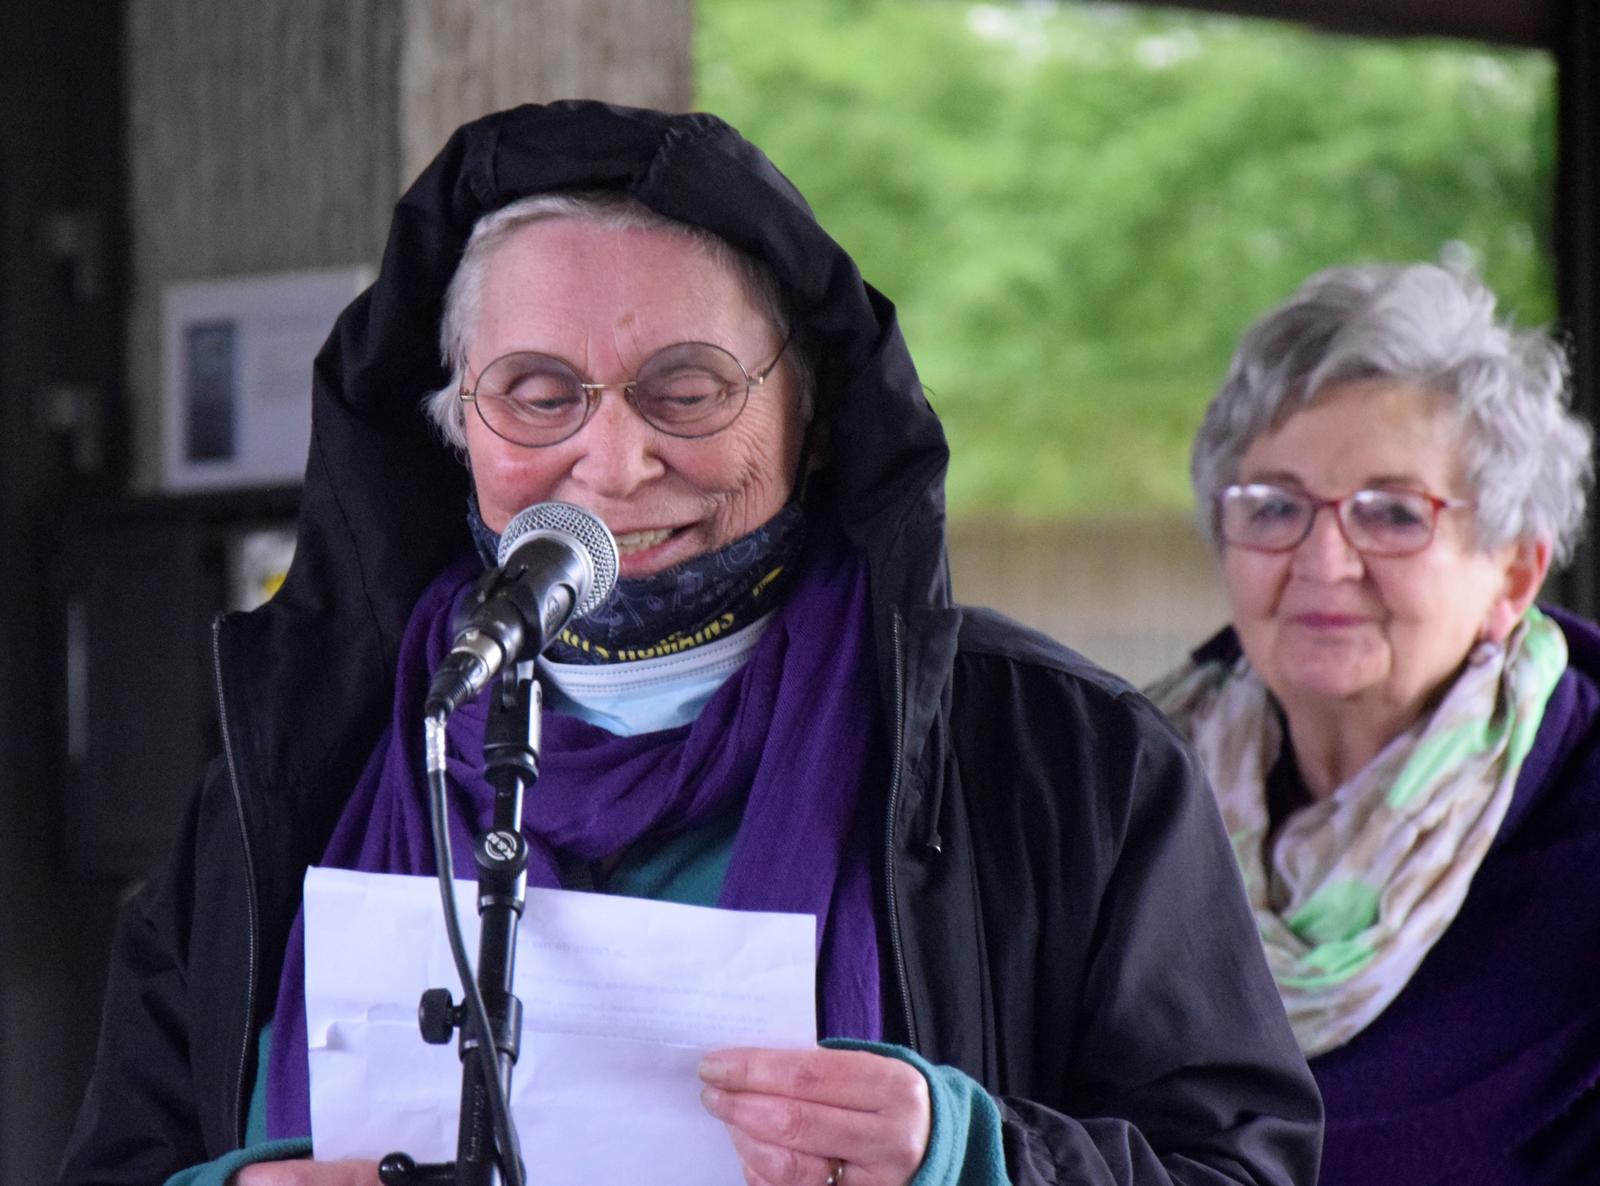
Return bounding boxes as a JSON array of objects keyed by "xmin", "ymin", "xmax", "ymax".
[{"xmin": 1481, "ymin": 536, "xmax": 1553, "ymax": 643}]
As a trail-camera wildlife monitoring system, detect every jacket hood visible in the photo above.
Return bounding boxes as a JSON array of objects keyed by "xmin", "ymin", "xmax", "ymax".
[{"xmin": 215, "ymin": 101, "xmax": 951, "ymax": 858}]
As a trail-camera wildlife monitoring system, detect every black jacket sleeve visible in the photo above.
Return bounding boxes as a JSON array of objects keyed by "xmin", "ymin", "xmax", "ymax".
[
  {"xmin": 55, "ymin": 763, "xmax": 245, "ymax": 1186},
  {"xmin": 998, "ymin": 699, "xmax": 1322, "ymax": 1184},
  {"xmin": 898, "ymin": 619, "xmax": 1321, "ymax": 1185}
]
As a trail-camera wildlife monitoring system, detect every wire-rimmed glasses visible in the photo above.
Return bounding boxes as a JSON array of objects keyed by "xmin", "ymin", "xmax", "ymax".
[
  {"xmin": 1217, "ymin": 483, "xmax": 1474, "ymax": 556},
  {"xmin": 460, "ymin": 336, "xmax": 790, "ymax": 448}
]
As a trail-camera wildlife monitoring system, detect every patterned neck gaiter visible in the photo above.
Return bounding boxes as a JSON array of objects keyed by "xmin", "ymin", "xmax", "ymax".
[{"xmin": 466, "ymin": 493, "xmax": 807, "ymax": 665}]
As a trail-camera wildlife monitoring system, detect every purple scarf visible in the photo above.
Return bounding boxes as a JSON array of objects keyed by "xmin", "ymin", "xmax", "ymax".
[{"xmin": 266, "ymin": 535, "xmax": 883, "ymax": 1137}]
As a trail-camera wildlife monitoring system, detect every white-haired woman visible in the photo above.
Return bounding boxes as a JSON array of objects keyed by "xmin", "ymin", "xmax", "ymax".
[{"xmin": 1151, "ymin": 262, "xmax": 1600, "ymax": 1185}]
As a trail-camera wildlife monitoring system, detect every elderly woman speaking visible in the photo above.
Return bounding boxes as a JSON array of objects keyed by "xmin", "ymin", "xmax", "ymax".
[
  {"xmin": 1151, "ymin": 262, "xmax": 1600, "ymax": 1185},
  {"xmin": 57, "ymin": 103, "xmax": 1319, "ymax": 1186}
]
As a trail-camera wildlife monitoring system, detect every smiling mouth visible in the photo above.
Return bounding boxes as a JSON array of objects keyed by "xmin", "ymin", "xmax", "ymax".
[
  {"xmin": 1291, "ymin": 613, "xmax": 1367, "ymax": 628},
  {"xmin": 613, "ymin": 527, "xmax": 676, "ymax": 556}
]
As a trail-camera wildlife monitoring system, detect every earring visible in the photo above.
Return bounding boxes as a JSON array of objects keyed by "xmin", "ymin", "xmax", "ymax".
[{"xmin": 1468, "ymin": 639, "xmax": 1501, "ymax": 667}]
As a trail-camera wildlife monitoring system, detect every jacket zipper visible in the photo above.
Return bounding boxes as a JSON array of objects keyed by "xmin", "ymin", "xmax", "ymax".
[
  {"xmin": 211, "ymin": 616, "xmax": 260, "ymax": 1145},
  {"xmin": 882, "ymin": 609, "xmax": 917, "ymax": 1046}
]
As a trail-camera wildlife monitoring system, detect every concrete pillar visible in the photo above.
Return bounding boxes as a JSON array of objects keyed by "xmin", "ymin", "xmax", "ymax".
[{"xmin": 400, "ymin": 0, "xmax": 693, "ymax": 186}]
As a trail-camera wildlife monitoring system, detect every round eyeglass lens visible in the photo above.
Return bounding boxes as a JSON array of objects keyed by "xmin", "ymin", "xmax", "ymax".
[
  {"xmin": 631, "ymin": 343, "xmax": 749, "ymax": 437},
  {"xmin": 473, "ymin": 353, "xmax": 588, "ymax": 445}
]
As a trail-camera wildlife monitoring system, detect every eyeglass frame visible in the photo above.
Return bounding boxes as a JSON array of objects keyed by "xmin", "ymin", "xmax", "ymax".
[
  {"xmin": 1215, "ymin": 482, "xmax": 1476, "ymax": 557},
  {"xmin": 458, "ymin": 332, "xmax": 793, "ymax": 449}
]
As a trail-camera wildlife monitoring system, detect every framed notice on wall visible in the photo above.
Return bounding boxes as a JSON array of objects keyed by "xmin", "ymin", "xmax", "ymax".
[{"xmin": 159, "ymin": 266, "xmax": 373, "ymax": 491}]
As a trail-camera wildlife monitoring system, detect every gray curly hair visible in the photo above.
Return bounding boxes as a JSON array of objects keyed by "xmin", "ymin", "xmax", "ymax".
[
  {"xmin": 423, "ymin": 190, "xmax": 812, "ymax": 452},
  {"xmin": 1191, "ymin": 262, "xmax": 1593, "ymax": 564}
]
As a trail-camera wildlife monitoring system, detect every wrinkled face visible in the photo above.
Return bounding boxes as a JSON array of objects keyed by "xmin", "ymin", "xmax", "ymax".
[
  {"xmin": 462, "ymin": 218, "xmax": 805, "ymax": 577},
  {"xmin": 1221, "ymin": 379, "xmax": 1523, "ymax": 725}
]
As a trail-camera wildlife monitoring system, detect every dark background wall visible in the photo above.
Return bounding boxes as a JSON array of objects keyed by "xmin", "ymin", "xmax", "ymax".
[{"xmin": 0, "ymin": 3, "xmax": 128, "ymax": 1180}]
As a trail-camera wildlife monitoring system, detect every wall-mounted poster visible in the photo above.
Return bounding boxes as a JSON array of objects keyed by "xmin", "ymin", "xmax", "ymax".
[{"xmin": 160, "ymin": 267, "xmax": 373, "ymax": 491}]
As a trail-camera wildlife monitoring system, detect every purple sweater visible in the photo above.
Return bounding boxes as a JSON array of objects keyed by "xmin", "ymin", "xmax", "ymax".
[{"xmin": 1307, "ymin": 604, "xmax": 1600, "ymax": 1184}]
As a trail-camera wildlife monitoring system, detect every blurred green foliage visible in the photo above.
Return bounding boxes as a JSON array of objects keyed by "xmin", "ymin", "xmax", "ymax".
[{"xmin": 697, "ymin": 0, "xmax": 1556, "ymax": 514}]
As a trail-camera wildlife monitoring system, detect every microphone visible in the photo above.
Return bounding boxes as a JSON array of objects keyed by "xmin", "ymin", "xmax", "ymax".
[{"xmin": 425, "ymin": 501, "xmax": 619, "ymax": 716}]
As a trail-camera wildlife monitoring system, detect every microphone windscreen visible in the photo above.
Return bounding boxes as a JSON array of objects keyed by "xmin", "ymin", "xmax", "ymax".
[{"xmin": 496, "ymin": 501, "xmax": 619, "ymax": 618}]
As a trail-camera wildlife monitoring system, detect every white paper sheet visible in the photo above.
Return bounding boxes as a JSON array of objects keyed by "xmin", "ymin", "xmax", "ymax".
[{"xmin": 302, "ymin": 866, "xmax": 817, "ymax": 1183}]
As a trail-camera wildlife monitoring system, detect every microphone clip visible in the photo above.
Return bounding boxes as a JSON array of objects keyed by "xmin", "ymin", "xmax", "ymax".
[{"xmin": 451, "ymin": 565, "xmax": 512, "ymax": 638}]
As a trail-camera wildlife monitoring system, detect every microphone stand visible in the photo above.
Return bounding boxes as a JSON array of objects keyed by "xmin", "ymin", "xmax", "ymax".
[{"xmin": 380, "ymin": 667, "xmax": 539, "ymax": 1186}]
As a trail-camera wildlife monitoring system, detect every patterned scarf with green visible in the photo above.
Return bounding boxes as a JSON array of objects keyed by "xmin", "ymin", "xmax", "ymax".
[{"xmin": 1147, "ymin": 607, "xmax": 1567, "ymax": 1057}]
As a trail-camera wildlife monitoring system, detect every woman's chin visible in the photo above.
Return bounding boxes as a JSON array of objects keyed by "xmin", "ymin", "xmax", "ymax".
[{"xmin": 1270, "ymin": 650, "xmax": 1390, "ymax": 709}]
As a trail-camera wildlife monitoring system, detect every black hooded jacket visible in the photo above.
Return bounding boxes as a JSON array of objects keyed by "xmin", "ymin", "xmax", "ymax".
[{"xmin": 58, "ymin": 103, "xmax": 1321, "ymax": 1186}]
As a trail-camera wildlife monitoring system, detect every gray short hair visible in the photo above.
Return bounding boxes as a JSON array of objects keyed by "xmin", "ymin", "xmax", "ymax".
[
  {"xmin": 423, "ymin": 191, "xmax": 811, "ymax": 451},
  {"xmin": 1191, "ymin": 262, "xmax": 1593, "ymax": 563}
]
